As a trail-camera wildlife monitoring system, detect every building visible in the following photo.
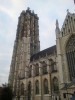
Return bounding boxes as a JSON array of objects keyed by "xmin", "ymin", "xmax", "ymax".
[{"xmin": 9, "ymin": 8, "xmax": 75, "ymax": 100}]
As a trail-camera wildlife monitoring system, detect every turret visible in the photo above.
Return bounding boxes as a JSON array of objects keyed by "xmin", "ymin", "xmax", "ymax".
[
  {"xmin": 55, "ymin": 19, "xmax": 60, "ymax": 39},
  {"xmin": 9, "ymin": 8, "xmax": 40, "ymax": 88}
]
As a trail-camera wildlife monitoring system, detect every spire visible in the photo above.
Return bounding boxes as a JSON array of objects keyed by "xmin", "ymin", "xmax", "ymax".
[
  {"xmin": 67, "ymin": 9, "xmax": 69, "ymax": 13},
  {"xmin": 20, "ymin": 10, "xmax": 25, "ymax": 16},
  {"xmin": 56, "ymin": 19, "xmax": 59, "ymax": 28},
  {"xmin": 55, "ymin": 19, "xmax": 60, "ymax": 39},
  {"xmin": 26, "ymin": 7, "xmax": 31, "ymax": 13},
  {"xmin": 66, "ymin": 9, "xmax": 70, "ymax": 16},
  {"xmin": 27, "ymin": 7, "xmax": 30, "ymax": 10}
]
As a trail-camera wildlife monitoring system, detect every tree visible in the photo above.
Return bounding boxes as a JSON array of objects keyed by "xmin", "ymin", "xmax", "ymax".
[{"xmin": 0, "ymin": 84, "xmax": 13, "ymax": 100}]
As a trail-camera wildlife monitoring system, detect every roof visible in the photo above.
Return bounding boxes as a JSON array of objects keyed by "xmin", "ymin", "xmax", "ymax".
[
  {"xmin": 30, "ymin": 45, "xmax": 56, "ymax": 62},
  {"xmin": 61, "ymin": 11, "xmax": 75, "ymax": 34},
  {"xmin": 61, "ymin": 80, "xmax": 75, "ymax": 90}
]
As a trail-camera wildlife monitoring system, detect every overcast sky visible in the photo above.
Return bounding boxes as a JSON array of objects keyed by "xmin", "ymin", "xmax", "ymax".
[{"xmin": 0, "ymin": 0, "xmax": 75, "ymax": 85}]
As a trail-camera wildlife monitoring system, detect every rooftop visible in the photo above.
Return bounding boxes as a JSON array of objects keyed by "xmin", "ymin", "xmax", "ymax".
[{"xmin": 30, "ymin": 45, "xmax": 56, "ymax": 61}]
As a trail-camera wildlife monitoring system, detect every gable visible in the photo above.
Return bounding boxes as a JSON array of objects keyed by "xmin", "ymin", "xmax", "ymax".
[{"xmin": 61, "ymin": 12, "xmax": 75, "ymax": 37}]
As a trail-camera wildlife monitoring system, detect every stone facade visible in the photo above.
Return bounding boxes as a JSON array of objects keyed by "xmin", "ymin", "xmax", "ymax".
[{"xmin": 9, "ymin": 8, "xmax": 75, "ymax": 100}]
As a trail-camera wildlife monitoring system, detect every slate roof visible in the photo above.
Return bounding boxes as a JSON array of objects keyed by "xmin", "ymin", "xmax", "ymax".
[{"xmin": 30, "ymin": 45, "xmax": 56, "ymax": 62}]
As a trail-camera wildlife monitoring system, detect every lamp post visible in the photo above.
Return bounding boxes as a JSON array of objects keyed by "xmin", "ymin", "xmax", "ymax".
[{"xmin": 27, "ymin": 82, "xmax": 31, "ymax": 100}]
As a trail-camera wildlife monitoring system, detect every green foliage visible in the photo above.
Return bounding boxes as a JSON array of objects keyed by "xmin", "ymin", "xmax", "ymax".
[{"xmin": 0, "ymin": 84, "xmax": 13, "ymax": 100}]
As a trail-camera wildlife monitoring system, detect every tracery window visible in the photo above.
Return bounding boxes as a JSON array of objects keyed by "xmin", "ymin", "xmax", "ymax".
[
  {"xmin": 51, "ymin": 62, "xmax": 57, "ymax": 72},
  {"xmin": 20, "ymin": 70, "xmax": 25, "ymax": 79},
  {"xmin": 20, "ymin": 83, "xmax": 24, "ymax": 95},
  {"xmin": 28, "ymin": 81, "xmax": 31, "ymax": 100},
  {"xmin": 13, "ymin": 83, "xmax": 16, "ymax": 96},
  {"xmin": 66, "ymin": 35, "xmax": 75, "ymax": 80},
  {"xmin": 43, "ymin": 79, "xmax": 49, "ymax": 94},
  {"xmin": 49, "ymin": 59, "xmax": 57, "ymax": 73},
  {"xmin": 52, "ymin": 77, "xmax": 59, "ymax": 93},
  {"xmin": 35, "ymin": 80, "xmax": 39, "ymax": 94},
  {"xmin": 42, "ymin": 62, "xmax": 47, "ymax": 74},
  {"xmin": 35, "ymin": 64, "xmax": 39, "ymax": 76},
  {"xmin": 28, "ymin": 65, "xmax": 32, "ymax": 78}
]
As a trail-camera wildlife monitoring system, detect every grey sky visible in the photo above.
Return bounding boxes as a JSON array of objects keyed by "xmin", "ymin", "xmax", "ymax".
[{"xmin": 0, "ymin": 0, "xmax": 74, "ymax": 85}]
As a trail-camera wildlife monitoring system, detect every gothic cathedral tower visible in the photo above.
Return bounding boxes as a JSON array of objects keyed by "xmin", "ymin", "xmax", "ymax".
[{"xmin": 9, "ymin": 8, "xmax": 40, "ymax": 89}]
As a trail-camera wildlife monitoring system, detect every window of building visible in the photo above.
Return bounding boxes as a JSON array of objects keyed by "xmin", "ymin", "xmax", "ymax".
[
  {"xmin": 49, "ymin": 59, "xmax": 57, "ymax": 73},
  {"xmin": 20, "ymin": 83, "xmax": 24, "ymax": 95},
  {"xmin": 52, "ymin": 63, "xmax": 57, "ymax": 72},
  {"xmin": 35, "ymin": 80, "xmax": 39, "ymax": 94},
  {"xmin": 66, "ymin": 35, "xmax": 75, "ymax": 80},
  {"xmin": 63, "ymin": 93, "xmax": 66, "ymax": 98},
  {"xmin": 35, "ymin": 64, "xmax": 39, "ymax": 76},
  {"xmin": 66, "ymin": 19, "xmax": 68, "ymax": 24},
  {"xmin": 42, "ymin": 62, "xmax": 47, "ymax": 74},
  {"xmin": 28, "ymin": 65, "xmax": 32, "ymax": 78},
  {"xmin": 55, "ymin": 97, "xmax": 57, "ymax": 100},
  {"xmin": 28, "ymin": 81, "xmax": 31, "ymax": 98},
  {"xmin": 43, "ymin": 79, "xmax": 49, "ymax": 94},
  {"xmin": 52, "ymin": 77, "xmax": 59, "ymax": 93},
  {"xmin": 62, "ymin": 32, "xmax": 63, "ymax": 36},
  {"xmin": 20, "ymin": 70, "xmax": 25, "ymax": 79},
  {"xmin": 71, "ymin": 17, "xmax": 72, "ymax": 20},
  {"xmin": 68, "ymin": 29, "xmax": 70, "ymax": 33}
]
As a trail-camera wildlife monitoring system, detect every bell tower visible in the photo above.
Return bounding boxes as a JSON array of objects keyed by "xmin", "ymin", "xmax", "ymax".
[
  {"xmin": 9, "ymin": 8, "xmax": 40, "ymax": 89},
  {"xmin": 18, "ymin": 8, "xmax": 40, "ymax": 56}
]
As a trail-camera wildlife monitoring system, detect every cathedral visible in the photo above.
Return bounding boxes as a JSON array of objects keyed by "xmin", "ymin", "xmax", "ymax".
[{"xmin": 9, "ymin": 8, "xmax": 75, "ymax": 100}]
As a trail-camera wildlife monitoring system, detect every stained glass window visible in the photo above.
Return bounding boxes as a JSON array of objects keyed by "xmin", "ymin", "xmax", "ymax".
[
  {"xmin": 35, "ymin": 80, "xmax": 39, "ymax": 94},
  {"xmin": 43, "ymin": 79, "xmax": 49, "ymax": 94},
  {"xmin": 66, "ymin": 35, "xmax": 75, "ymax": 80},
  {"xmin": 52, "ymin": 77, "xmax": 59, "ymax": 93}
]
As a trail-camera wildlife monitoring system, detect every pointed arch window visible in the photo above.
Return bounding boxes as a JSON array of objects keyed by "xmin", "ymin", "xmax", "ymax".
[
  {"xmin": 43, "ymin": 79, "xmax": 49, "ymax": 94},
  {"xmin": 52, "ymin": 77, "xmax": 59, "ymax": 93},
  {"xmin": 42, "ymin": 62, "xmax": 47, "ymax": 74},
  {"xmin": 66, "ymin": 35, "xmax": 75, "ymax": 80},
  {"xmin": 20, "ymin": 83, "xmax": 24, "ymax": 95},
  {"xmin": 28, "ymin": 65, "xmax": 32, "ymax": 78},
  {"xmin": 35, "ymin": 80, "xmax": 39, "ymax": 94},
  {"xmin": 28, "ymin": 81, "xmax": 31, "ymax": 100},
  {"xmin": 35, "ymin": 64, "xmax": 39, "ymax": 76},
  {"xmin": 49, "ymin": 59, "xmax": 57, "ymax": 73}
]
